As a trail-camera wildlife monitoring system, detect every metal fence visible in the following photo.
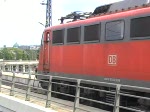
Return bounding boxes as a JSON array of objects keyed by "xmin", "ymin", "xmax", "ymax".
[{"xmin": 0, "ymin": 72, "xmax": 150, "ymax": 112}]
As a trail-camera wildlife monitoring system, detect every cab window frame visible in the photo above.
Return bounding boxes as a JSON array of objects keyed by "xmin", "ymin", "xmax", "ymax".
[
  {"xmin": 130, "ymin": 16, "xmax": 150, "ymax": 39},
  {"xmin": 84, "ymin": 23, "xmax": 101, "ymax": 43},
  {"xmin": 66, "ymin": 27, "xmax": 81, "ymax": 44},
  {"xmin": 52, "ymin": 29, "xmax": 64, "ymax": 45}
]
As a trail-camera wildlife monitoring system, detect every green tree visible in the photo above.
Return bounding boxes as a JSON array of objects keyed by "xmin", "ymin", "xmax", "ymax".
[
  {"xmin": 0, "ymin": 48, "xmax": 39, "ymax": 60},
  {"xmin": 3, "ymin": 48, "xmax": 12, "ymax": 60},
  {"xmin": 0, "ymin": 49, "xmax": 4, "ymax": 59},
  {"xmin": 22, "ymin": 51, "xmax": 28, "ymax": 60}
]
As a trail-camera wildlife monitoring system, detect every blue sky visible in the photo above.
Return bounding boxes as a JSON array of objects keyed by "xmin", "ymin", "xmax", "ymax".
[{"xmin": 0, "ymin": 0, "xmax": 122, "ymax": 47}]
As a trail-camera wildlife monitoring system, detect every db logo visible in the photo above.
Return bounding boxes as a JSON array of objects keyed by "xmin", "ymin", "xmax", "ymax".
[{"xmin": 108, "ymin": 55, "xmax": 117, "ymax": 65}]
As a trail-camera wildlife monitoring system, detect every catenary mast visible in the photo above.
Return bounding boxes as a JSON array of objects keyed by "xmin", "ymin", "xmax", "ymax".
[
  {"xmin": 46, "ymin": 0, "xmax": 52, "ymax": 27},
  {"xmin": 41, "ymin": 0, "xmax": 52, "ymax": 27}
]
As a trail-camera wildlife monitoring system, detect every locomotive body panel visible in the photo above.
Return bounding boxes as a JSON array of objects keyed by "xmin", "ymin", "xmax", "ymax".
[
  {"xmin": 49, "ymin": 40, "xmax": 150, "ymax": 82},
  {"xmin": 37, "ymin": 5, "xmax": 150, "ymax": 87}
]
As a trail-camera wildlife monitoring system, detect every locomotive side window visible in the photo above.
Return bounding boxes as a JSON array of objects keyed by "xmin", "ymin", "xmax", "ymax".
[
  {"xmin": 105, "ymin": 20, "xmax": 124, "ymax": 40},
  {"xmin": 67, "ymin": 27, "xmax": 80, "ymax": 43},
  {"xmin": 52, "ymin": 30, "xmax": 64, "ymax": 44},
  {"xmin": 131, "ymin": 16, "xmax": 150, "ymax": 38},
  {"xmin": 84, "ymin": 24, "xmax": 100, "ymax": 42}
]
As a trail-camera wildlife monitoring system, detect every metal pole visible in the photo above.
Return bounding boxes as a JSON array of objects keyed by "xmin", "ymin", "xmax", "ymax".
[
  {"xmin": 10, "ymin": 72, "xmax": 15, "ymax": 96},
  {"xmin": 40, "ymin": 0, "xmax": 52, "ymax": 27},
  {"xmin": 2, "ymin": 61, "xmax": 5, "ymax": 72},
  {"xmin": 25, "ymin": 66, "xmax": 31, "ymax": 101},
  {"xmin": 73, "ymin": 79, "xmax": 81, "ymax": 112},
  {"xmin": 0, "ymin": 70, "xmax": 2, "ymax": 92},
  {"xmin": 49, "ymin": 0, "xmax": 52, "ymax": 26},
  {"xmin": 113, "ymin": 84, "xmax": 121, "ymax": 112},
  {"xmin": 46, "ymin": 0, "xmax": 52, "ymax": 27},
  {"xmin": 46, "ymin": 75, "xmax": 52, "ymax": 108}
]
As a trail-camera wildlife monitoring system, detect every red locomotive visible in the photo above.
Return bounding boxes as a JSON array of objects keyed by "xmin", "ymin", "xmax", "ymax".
[{"xmin": 37, "ymin": 0, "xmax": 150, "ymax": 111}]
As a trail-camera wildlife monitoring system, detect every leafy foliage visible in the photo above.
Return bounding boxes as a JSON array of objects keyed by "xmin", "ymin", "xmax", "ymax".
[{"xmin": 0, "ymin": 48, "xmax": 39, "ymax": 60}]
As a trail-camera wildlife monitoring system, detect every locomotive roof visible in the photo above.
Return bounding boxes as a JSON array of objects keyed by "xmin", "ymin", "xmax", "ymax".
[
  {"xmin": 45, "ymin": 0, "xmax": 150, "ymax": 31},
  {"xmin": 92, "ymin": 0, "xmax": 149, "ymax": 15},
  {"xmin": 108, "ymin": 0, "xmax": 149, "ymax": 13}
]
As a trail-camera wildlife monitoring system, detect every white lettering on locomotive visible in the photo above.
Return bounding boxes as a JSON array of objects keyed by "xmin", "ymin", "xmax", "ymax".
[
  {"xmin": 104, "ymin": 78, "xmax": 120, "ymax": 82},
  {"xmin": 108, "ymin": 55, "xmax": 117, "ymax": 65}
]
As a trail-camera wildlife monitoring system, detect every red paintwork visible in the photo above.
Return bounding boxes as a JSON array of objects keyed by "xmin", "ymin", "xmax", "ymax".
[
  {"xmin": 47, "ymin": 6, "xmax": 150, "ymax": 30},
  {"xmin": 49, "ymin": 41, "xmax": 150, "ymax": 81},
  {"xmin": 38, "ymin": 6, "xmax": 150, "ymax": 82}
]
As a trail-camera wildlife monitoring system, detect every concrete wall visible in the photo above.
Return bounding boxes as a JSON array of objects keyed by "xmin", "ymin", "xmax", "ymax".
[{"xmin": 0, "ymin": 93, "xmax": 56, "ymax": 112}]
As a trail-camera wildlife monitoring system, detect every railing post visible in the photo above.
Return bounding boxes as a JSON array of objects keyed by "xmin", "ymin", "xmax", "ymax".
[
  {"xmin": 0, "ymin": 70, "xmax": 2, "ymax": 92},
  {"xmin": 10, "ymin": 72, "xmax": 15, "ymax": 96},
  {"xmin": 113, "ymin": 84, "xmax": 121, "ymax": 112},
  {"xmin": 25, "ymin": 68, "xmax": 31, "ymax": 101},
  {"xmin": 73, "ymin": 79, "xmax": 81, "ymax": 112},
  {"xmin": 46, "ymin": 75, "xmax": 52, "ymax": 108},
  {"xmin": 2, "ymin": 62, "xmax": 5, "ymax": 72}
]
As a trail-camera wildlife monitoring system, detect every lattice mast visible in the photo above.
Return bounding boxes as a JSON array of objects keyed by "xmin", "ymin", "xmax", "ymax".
[
  {"xmin": 46, "ymin": 0, "xmax": 52, "ymax": 27},
  {"xmin": 41, "ymin": 0, "xmax": 52, "ymax": 27}
]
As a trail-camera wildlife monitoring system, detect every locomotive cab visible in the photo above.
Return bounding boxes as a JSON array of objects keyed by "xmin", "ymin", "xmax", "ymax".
[{"xmin": 38, "ymin": 30, "xmax": 51, "ymax": 74}]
